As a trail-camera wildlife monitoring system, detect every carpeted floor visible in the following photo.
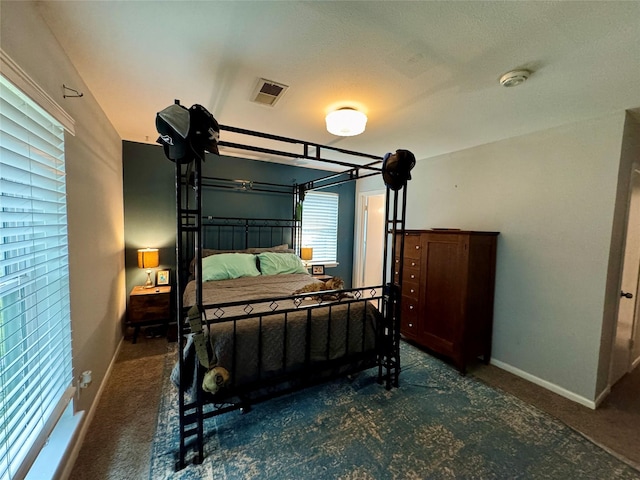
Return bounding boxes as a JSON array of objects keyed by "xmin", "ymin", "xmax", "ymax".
[
  {"xmin": 469, "ymin": 356, "xmax": 640, "ymax": 469},
  {"xmin": 69, "ymin": 333, "xmax": 640, "ymax": 479},
  {"xmin": 68, "ymin": 336, "xmax": 170, "ymax": 480},
  {"xmin": 148, "ymin": 341, "xmax": 640, "ymax": 479}
]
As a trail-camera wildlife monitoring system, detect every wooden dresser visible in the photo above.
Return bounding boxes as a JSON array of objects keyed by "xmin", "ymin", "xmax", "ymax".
[{"xmin": 395, "ymin": 229, "xmax": 499, "ymax": 373}]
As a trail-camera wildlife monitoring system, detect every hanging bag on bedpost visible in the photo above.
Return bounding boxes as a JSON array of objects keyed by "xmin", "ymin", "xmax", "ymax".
[
  {"xmin": 187, "ymin": 304, "xmax": 230, "ymax": 393},
  {"xmin": 187, "ymin": 304, "xmax": 211, "ymax": 369}
]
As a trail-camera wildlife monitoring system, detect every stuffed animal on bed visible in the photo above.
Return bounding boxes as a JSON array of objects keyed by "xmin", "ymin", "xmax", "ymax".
[
  {"xmin": 293, "ymin": 277, "xmax": 348, "ymax": 301},
  {"xmin": 202, "ymin": 366, "xmax": 230, "ymax": 394}
]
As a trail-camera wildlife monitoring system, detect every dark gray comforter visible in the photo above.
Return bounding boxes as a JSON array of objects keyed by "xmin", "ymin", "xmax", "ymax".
[{"xmin": 172, "ymin": 274, "xmax": 381, "ymax": 396}]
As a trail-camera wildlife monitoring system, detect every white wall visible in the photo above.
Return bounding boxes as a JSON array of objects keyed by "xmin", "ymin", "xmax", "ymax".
[
  {"xmin": 1, "ymin": 1, "xmax": 125, "ymax": 414},
  {"xmin": 359, "ymin": 113, "xmax": 628, "ymax": 403}
]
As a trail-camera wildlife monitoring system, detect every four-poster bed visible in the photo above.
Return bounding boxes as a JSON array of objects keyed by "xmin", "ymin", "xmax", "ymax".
[{"xmin": 156, "ymin": 101, "xmax": 414, "ymax": 470}]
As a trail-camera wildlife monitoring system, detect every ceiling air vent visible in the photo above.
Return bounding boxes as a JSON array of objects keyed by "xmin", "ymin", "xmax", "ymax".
[{"xmin": 251, "ymin": 78, "xmax": 289, "ymax": 106}]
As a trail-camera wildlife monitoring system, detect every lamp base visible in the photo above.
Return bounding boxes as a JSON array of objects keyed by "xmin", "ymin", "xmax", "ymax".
[{"xmin": 144, "ymin": 270, "xmax": 153, "ymax": 288}]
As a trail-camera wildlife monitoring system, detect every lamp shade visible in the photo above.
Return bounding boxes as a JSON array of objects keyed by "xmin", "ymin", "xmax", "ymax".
[
  {"xmin": 325, "ymin": 108, "xmax": 367, "ymax": 137},
  {"xmin": 137, "ymin": 248, "xmax": 159, "ymax": 269},
  {"xmin": 300, "ymin": 247, "xmax": 313, "ymax": 262}
]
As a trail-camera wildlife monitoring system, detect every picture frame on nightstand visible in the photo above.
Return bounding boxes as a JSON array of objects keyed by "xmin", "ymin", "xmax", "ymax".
[
  {"xmin": 312, "ymin": 265, "xmax": 325, "ymax": 275},
  {"xmin": 156, "ymin": 269, "xmax": 170, "ymax": 286}
]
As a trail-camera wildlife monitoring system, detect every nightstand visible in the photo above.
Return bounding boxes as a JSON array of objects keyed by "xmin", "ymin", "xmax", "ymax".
[{"xmin": 127, "ymin": 285, "xmax": 171, "ymax": 343}]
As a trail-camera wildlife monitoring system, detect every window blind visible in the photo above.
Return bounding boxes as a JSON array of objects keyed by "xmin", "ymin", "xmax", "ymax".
[
  {"xmin": 301, "ymin": 191, "xmax": 339, "ymax": 264},
  {"xmin": 0, "ymin": 75, "xmax": 73, "ymax": 480}
]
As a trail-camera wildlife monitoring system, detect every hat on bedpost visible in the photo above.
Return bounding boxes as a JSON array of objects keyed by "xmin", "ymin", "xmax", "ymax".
[
  {"xmin": 189, "ymin": 104, "xmax": 220, "ymax": 157},
  {"xmin": 156, "ymin": 103, "xmax": 195, "ymax": 163},
  {"xmin": 382, "ymin": 149, "xmax": 416, "ymax": 191}
]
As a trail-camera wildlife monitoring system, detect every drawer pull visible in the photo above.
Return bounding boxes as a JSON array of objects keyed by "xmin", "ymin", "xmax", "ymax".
[
  {"xmin": 411, "ymin": 262, "xmax": 416, "ymax": 266},
  {"xmin": 410, "ymin": 289, "xmax": 415, "ymax": 293},
  {"xmin": 408, "ymin": 323, "xmax": 413, "ymax": 328},
  {"xmin": 415, "ymin": 245, "xmax": 420, "ymax": 249},
  {"xmin": 409, "ymin": 305, "xmax": 414, "ymax": 310},
  {"xmin": 410, "ymin": 274, "xmax": 415, "ymax": 279}
]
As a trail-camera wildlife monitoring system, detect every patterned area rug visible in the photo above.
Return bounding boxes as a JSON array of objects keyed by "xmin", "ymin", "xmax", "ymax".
[{"xmin": 150, "ymin": 342, "xmax": 640, "ymax": 479}]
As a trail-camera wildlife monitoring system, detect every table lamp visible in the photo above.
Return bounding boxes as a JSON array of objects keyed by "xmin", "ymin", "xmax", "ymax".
[
  {"xmin": 300, "ymin": 247, "xmax": 313, "ymax": 269},
  {"xmin": 137, "ymin": 248, "xmax": 159, "ymax": 288}
]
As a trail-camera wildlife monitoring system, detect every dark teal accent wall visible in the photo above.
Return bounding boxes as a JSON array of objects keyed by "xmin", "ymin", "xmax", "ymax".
[{"xmin": 123, "ymin": 141, "xmax": 355, "ymax": 294}]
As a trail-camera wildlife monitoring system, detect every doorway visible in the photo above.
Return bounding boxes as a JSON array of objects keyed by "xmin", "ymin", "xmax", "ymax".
[
  {"xmin": 610, "ymin": 165, "xmax": 640, "ymax": 386},
  {"xmin": 354, "ymin": 191, "xmax": 386, "ymax": 288}
]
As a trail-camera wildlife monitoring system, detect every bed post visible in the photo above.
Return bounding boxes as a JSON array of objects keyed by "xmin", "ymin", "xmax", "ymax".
[
  {"xmin": 175, "ymin": 148, "xmax": 207, "ymax": 469},
  {"xmin": 393, "ymin": 185, "xmax": 408, "ymax": 387},
  {"xmin": 175, "ymin": 158, "xmax": 187, "ymax": 471},
  {"xmin": 379, "ymin": 180, "xmax": 408, "ymax": 389},
  {"xmin": 293, "ymin": 184, "xmax": 303, "ymax": 254},
  {"xmin": 192, "ymin": 153, "xmax": 206, "ymax": 464}
]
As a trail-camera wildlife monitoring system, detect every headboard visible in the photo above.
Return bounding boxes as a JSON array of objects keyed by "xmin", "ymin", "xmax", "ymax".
[
  {"xmin": 201, "ymin": 216, "xmax": 299, "ymax": 251},
  {"xmin": 178, "ymin": 215, "xmax": 300, "ymax": 289}
]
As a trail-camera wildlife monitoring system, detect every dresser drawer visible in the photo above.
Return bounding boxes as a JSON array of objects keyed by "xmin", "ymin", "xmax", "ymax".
[
  {"xmin": 394, "ymin": 259, "xmax": 421, "ymax": 284},
  {"xmin": 402, "ymin": 281, "xmax": 420, "ymax": 300},
  {"xmin": 404, "ymin": 257, "xmax": 420, "ymax": 270},
  {"xmin": 401, "ymin": 295, "xmax": 419, "ymax": 337},
  {"xmin": 394, "ymin": 257, "xmax": 401, "ymax": 283},
  {"xmin": 403, "ymin": 234, "xmax": 422, "ymax": 260},
  {"xmin": 403, "ymin": 265, "xmax": 420, "ymax": 284}
]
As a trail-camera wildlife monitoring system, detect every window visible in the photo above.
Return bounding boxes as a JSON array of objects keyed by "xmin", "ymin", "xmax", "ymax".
[
  {"xmin": 1, "ymin": 74, "xmax": 73, "ymax": 480},
  {"xmin": 301, "ymin": 191, "xmax": 339, "ymax": 265}
]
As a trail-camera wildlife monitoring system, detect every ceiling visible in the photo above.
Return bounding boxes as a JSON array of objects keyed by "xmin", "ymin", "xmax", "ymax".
[{"xmin": 37, "ymin": 1, "xmax": 640, "ymax": 170}]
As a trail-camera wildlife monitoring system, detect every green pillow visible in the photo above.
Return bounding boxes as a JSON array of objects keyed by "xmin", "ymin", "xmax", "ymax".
[
  {"xmin": 258, "ymin": 252, "xmax": 308, "ymax": 275},
  {"xmin": 201, "ymin": 253, "xmax": 260, "ymax": 281}
]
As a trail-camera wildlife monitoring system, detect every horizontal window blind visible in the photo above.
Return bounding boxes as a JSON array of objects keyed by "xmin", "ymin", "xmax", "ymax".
[
  {"xmin": 1, "ymin": 75, "xmax": 73, "ymax": 480},
  {"xmin": 301, "ymin": 191, "xmax": 339, "ymax": 264}
]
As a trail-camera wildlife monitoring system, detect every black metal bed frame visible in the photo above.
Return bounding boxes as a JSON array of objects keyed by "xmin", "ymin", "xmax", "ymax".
[
  {"xmin": 173, "ymin": 122, "xmax": 409, "ymax": 470},
  {"xmin": 199, "ymin": 216, "xmax": 299, "ymax": 253}
]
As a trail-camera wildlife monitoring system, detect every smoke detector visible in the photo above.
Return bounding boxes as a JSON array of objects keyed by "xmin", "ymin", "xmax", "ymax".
[
  {"xmin": 251, "ymin": 78, "xmax": 289, "ymax": 106},
  {"xmin": 499, "ymin": 69, "xmax": 530, "ymax": 87}
]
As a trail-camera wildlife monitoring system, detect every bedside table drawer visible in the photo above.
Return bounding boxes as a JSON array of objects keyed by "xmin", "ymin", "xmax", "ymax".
[
  {"xmin": 129, "ymin": 295, "xmax": 169, "ymax": 323},
  {"xmin": 128, "ymin": 286, "xmax": 171, "ymax": 324}
]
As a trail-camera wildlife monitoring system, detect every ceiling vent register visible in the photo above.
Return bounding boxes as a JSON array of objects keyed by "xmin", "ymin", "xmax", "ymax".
[{"xmin": 251, "ymin": 78, "xmax": 289, "ymax": 106}]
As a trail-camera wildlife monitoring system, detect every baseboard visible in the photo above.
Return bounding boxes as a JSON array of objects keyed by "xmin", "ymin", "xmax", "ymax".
[
  {"xmin": 490, "ymin": 358, "xmax": 597, "ymax": 410},
  {"xmin": 594, "ymin": 385, "xmax": 611, "ymax": 408},
  {"xmin": 599, "ymin": 359, "xmax": 639, "ymax": 408},
  {"xmin": 58, "ymin": 336, "xmax": 124, "ymax": 480}
]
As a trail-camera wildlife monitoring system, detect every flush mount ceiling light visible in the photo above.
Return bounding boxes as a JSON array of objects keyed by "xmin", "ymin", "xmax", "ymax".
[
  {"xmin": 499, "ymin": 69, "xmax": 531, "ymax": 87},
  {"xmin": 325, "ymin": 108, "xmax": 367, "ymax": 136}
]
